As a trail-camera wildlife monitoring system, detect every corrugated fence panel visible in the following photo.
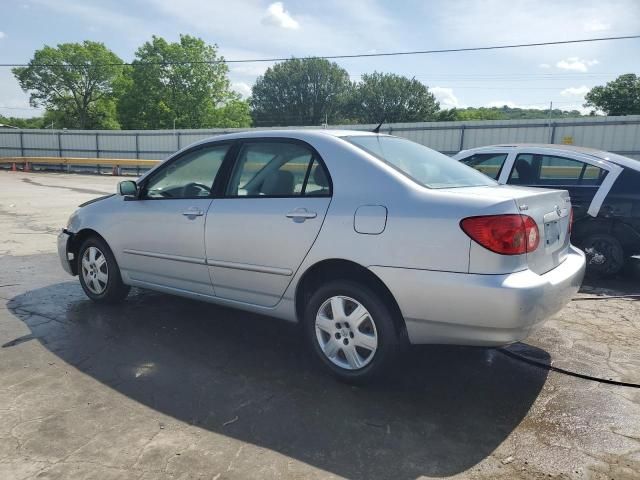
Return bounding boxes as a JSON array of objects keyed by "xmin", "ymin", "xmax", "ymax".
[
  {"xmin": 138, "ymin": 134, "xmax": 178, "ymax": 156},
  {"xmin": 1, "ymin": 116, "xmax": 639, "ymax": 161},
  {"xmin": 1, "ymin": 132, "xmax": 21, "ymax": 148},
  {"xmin": 22, "ymin": 132, "xmax": 58, "ymax": 153},
  {"xmin": 60, "ymin": 133, "xmax": 97, "ymax": 157},
  {"xmin": 97, "ymin": 133, "xmax": 137, "ymax": 155}
]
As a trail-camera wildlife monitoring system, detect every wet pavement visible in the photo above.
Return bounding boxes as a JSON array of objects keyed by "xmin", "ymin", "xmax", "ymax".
[{"xmin": 1, "ymin": 171, "xmax": 639, "ymax": 479}]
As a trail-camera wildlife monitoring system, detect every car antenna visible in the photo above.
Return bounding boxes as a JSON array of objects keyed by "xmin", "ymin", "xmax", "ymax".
[{"xmin": 372, "ymin": 119, "xmax": 385, "ymax": 134}]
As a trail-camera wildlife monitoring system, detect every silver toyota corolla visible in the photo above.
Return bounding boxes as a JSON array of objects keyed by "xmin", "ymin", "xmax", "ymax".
[{"xmin": 58, "ymin": 130, "xmax": 586, "ymax": 381}]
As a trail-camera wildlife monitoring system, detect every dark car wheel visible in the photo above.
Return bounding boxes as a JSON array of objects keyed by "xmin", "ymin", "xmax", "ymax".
[
  {"xmin": 304, "ymin": 280, "xmax": 401, "ymax": 383},
  {"xmin": 582, "ymin": 233, "xmax": 625, "ymax": 276},
  {"xmin": 78, "ymin": 236, "xmax": 130, "ymax": 303}
]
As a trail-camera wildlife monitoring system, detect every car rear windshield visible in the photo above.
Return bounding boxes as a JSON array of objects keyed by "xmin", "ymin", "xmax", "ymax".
[{"xmin": 345, "ymin": 135, "xmax": 496, "ymax": 189}]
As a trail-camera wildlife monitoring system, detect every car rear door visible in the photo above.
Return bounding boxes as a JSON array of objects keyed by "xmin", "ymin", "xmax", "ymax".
[
  {"xmin": 204, "ymin": 139, "xmax": 332, "ymax": 307},
  {"xmin": 505, "ymin": 149, "xmax": 618, "ymax": 219}
]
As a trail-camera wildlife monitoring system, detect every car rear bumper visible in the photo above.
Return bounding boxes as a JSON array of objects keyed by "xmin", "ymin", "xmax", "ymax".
[
  {"xmin": 370, "ymin": 245, "xmax": 586, "ymax": 346},
  {"xmin": 57, "ymin": 229, "xmax": 74, "ymax": 275}
]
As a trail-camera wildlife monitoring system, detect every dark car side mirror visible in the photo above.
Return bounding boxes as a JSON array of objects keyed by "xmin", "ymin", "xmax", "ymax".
[{"xmin": 117, "ymin": 180, "xmax": 138, "ymax": 198}]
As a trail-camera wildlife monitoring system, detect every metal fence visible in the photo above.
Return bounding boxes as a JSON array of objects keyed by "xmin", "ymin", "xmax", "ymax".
[{"xmin": 1, "ymin": 115, "xmax": 639, "ymax": 161}]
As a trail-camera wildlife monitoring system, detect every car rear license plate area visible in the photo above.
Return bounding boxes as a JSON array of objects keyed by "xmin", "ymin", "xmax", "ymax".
[{"xmin": 544, "ymin": 220, "xmax": 561, "ymax": 248}]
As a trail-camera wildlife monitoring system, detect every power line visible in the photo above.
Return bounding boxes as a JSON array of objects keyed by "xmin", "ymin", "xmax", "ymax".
[{"xmin": 1, "ymin": 35, "xmax": 639, "ymax": 68}]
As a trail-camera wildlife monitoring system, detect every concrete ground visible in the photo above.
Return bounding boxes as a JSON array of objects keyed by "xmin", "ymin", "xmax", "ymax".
[{"xmin": 0, "ymin": 170, "xmax": 639, "ymax": 480}]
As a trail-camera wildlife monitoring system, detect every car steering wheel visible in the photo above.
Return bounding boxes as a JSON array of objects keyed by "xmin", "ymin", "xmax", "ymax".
[{"xmin": 182, "ymin": 182, "xmax": 211, "ymax": 197}]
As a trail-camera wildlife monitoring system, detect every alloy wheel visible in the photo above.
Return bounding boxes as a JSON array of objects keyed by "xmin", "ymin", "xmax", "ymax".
[
  {"xmin": 81, "ymin": 246, "xmax": 109, "ymax": 295},
  {"xmin": 315, "ymin": 295, "xmax": 378, "ymax": 370}
]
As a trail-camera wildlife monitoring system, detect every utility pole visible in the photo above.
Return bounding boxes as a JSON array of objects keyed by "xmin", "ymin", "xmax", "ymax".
[{"xmin": 547, "ymin": 101, "xmax": 553, "ymax": 143}]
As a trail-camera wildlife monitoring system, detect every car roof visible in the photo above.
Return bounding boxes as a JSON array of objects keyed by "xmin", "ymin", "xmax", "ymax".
[
  {"xmin": 194, "ymin": 128, "xmax": 381, "ymax": 143},
  {"xmin": 467, "ymin": 143, "xmax": 640, "ymax": 172}
]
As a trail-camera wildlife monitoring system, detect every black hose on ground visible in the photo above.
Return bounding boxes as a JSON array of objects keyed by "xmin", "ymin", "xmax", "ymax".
[{"xmin": 497, "ymin": 348, "xmax": 640, "ymax": 389}]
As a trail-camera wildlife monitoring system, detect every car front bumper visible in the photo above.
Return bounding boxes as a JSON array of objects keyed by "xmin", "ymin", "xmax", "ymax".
[
  {"xmin": 57, "ymin": 229, "xmax": 75, "ymax": 275},
  {"xmin": 370, "ymin": 245, "xmax": 586, "ymax": 346}
]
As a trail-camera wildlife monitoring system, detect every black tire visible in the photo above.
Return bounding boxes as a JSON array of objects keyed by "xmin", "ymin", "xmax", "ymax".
[
  {"xmin": 303, "ymin": 280, "xmax": 401, "ymax": 383},
  {"xmin": 78, "ymin": 236, "xmax": 130, "ymax": 303},
  {"xmin": 582, "ymin": 233, "xmax": 625, "ymax": 277}
]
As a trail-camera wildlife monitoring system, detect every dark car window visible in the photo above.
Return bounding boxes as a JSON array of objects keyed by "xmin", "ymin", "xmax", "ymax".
[
  {"xmin": 226, "ymin": 141, "xmax": 330, "ymax": 197},
  {"xmin": 507, "ymin": 154, "xmax": 536, "ymax": 185},
  {"xmin": 610, "ymin": 169, "xmax": 640, "ymax": 194},
  {"xmin": 459, "ymin": 153, "xmax": 508, "ymax": 180},
  {"xmin": 508, "ymin": 153, "xmax": 608, "ymax": 186},
  {"xmin": 142, "ymin": 144, "xmax": 229, "ymax": 199}
]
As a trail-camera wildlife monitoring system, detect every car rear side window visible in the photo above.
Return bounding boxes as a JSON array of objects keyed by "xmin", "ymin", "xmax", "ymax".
[
  {"xmin": 459, "ymin": 153, "xmax": 508, "ymax": 180},
  {"xmin": 508, "ymin": 153, "xmax": 608, "ymax": 186},
  {"xmin": 346, "ymin": 135, "xmax": 495, "ymax": 189},
  {"xmin": 226, "ymin": 141, "xmax": 330, "ymax": 197}
]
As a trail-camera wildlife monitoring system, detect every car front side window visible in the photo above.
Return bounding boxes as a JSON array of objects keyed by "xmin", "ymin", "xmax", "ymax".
[{"xmin": 142, "ymin": 144, "xmax": 229, "ymax": 199}]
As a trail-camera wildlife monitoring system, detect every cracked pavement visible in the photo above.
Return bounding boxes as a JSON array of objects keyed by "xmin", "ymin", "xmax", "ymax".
[{"xmin": 0, "ymin": 171, "xmax": 639, "ymax": 479}]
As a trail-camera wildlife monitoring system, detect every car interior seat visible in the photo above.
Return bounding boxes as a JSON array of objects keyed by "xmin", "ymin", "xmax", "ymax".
[
  {"xmin": 514, "ymin": 159, "xmax": 535, "ymax": 184},
  {"xmin": 307, "ymin": 165, "xmax": 330, "ymax": 195},
  {"xmin": 261, "ymin": 170, "xmax": 295, "ymax": 195}
]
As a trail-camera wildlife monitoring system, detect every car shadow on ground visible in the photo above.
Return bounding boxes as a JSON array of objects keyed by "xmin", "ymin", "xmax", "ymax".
[{"xmin": 6, "ymin": 282, "xmax": 549, "ymax": 479}]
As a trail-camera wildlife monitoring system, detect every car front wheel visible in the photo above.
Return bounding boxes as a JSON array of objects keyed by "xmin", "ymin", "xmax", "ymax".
[
  {"xmin": 78, "ymin": 236, "xmax": 130, "ymax": 303},
  {"xmin": 304, "ymin": 280, "xmax": 400, "ymax": 383}
]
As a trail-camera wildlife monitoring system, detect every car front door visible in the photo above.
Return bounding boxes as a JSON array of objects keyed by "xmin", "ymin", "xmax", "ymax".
[
  {"xmin": 204, "ymin": 139, "xmax": 332, "ymax": 307},
  {"xmin": 116, "ymin": 143, "xmax": 230, "ymax": 295}
]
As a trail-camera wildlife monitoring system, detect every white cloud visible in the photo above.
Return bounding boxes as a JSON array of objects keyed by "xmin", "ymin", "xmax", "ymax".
[
  {"xmin": 0, "ymin": 31, "xmax": 6, "ymax": 39},
  {"xmin": 262, "ymin": 2, "xmax": 300, "ymax": 30},
  {"xmin": 556, "ymin": 57, "xmax": 599, "ymax": 72},
  {"xmin": 232, "ymin": 82, "xmax": 252, "ymax": 98},
  {"xmin": 539, "ymin": 63, "xmax": 551, "ymax": 69},
  {"xmin": 431, "ymin": 87, "xmax": 461, "ymax": 109},
  {"xmin": 560, "ymin": 86, "xmax": 590, "ymax": 97},
  {"xmin": 584, "ymin": 19, "xmax": 611, "ymax": 32}
]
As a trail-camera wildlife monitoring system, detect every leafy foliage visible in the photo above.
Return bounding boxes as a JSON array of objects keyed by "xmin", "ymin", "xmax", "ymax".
[
  {"xmin": 438, "ymin": 106, "xmax": 584, "ymax": 121},
  {"xmin": 251, "ymin": 58, "xmax": 352, "ymax": 126},
  {"xmin": 12, "ymin": 41, "xmax": 125, "ymax": 129},
  {"xmin": 347, "ymin": 72, "xmax": 440, "ymax": 123},
  {"xmin": 117, "ymin": 35, "xmax": 249, "ymax": 129},
  {"xmin": 584, "ymin": 74, "xmax": 640, "ymax": 116}
]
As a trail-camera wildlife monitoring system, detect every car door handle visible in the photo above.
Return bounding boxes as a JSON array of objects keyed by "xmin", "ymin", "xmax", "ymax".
[
  {"xmin": 286, "ymin": 208, "xmax": 317, "ymax": 222},
  {"xmin": 182, "ymin": 207, "xmax": 204, "ymax": 217}
]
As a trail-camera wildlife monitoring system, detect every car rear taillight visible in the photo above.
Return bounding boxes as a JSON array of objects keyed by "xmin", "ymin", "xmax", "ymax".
[{"xmin": 460, "ymin": 214, "xmax": 540, "ymax": 255}]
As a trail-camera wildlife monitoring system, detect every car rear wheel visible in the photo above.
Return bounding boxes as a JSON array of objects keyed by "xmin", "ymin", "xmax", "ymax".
[
  {"xmin": 78, "ymin": 236, "xmax": 130, "ymax": 303},
  {"xmin": 582, "ymin": 233, "xmax": 625, "ymax": 277},
  {"xmin": 304, "ymin": 280, "xmax": 400, "ymax": 383}
]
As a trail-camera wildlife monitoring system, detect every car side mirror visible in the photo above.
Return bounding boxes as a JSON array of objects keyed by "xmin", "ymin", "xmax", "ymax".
[{"xmin": 118, "ymin": 180, "xmax": 138, "ymax": 198}]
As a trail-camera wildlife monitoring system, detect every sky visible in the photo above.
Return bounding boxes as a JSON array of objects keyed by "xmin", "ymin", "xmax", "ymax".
[{"xmin": 1, "ymin": 0, "xmax": 639, "ymax": 119}]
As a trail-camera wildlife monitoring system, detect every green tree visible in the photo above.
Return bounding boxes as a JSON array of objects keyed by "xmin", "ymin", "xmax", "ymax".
[
  {"xmin": 348, "ymin": 72, "xmax": 440, "ymax": 123},
  {"xmin": 584, "ymin": 74, "xmax": 640, "ymax": 116},
  {"xmin": 0, "ymin": 115, "xmax": 46, "ymax": 129},
  {"xmin": 12, "ymin": 41, "xmax": 124, "ymax": 129},
  {"xmin": 251, "ymin": 58, "xmax": 352, "ymax": 126},
  {"xmin": 210, "ymin": 98, "xmax": 252, "ymax": 128},
  {"xmin": 118, "ymin": 35, "xmax": 246, "ymax": 129}
]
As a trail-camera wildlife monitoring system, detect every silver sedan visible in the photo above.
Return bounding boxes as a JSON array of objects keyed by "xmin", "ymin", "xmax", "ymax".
[{"xmin": 58, "ymin": 130, "xmax": 585, "ymax": 382}]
